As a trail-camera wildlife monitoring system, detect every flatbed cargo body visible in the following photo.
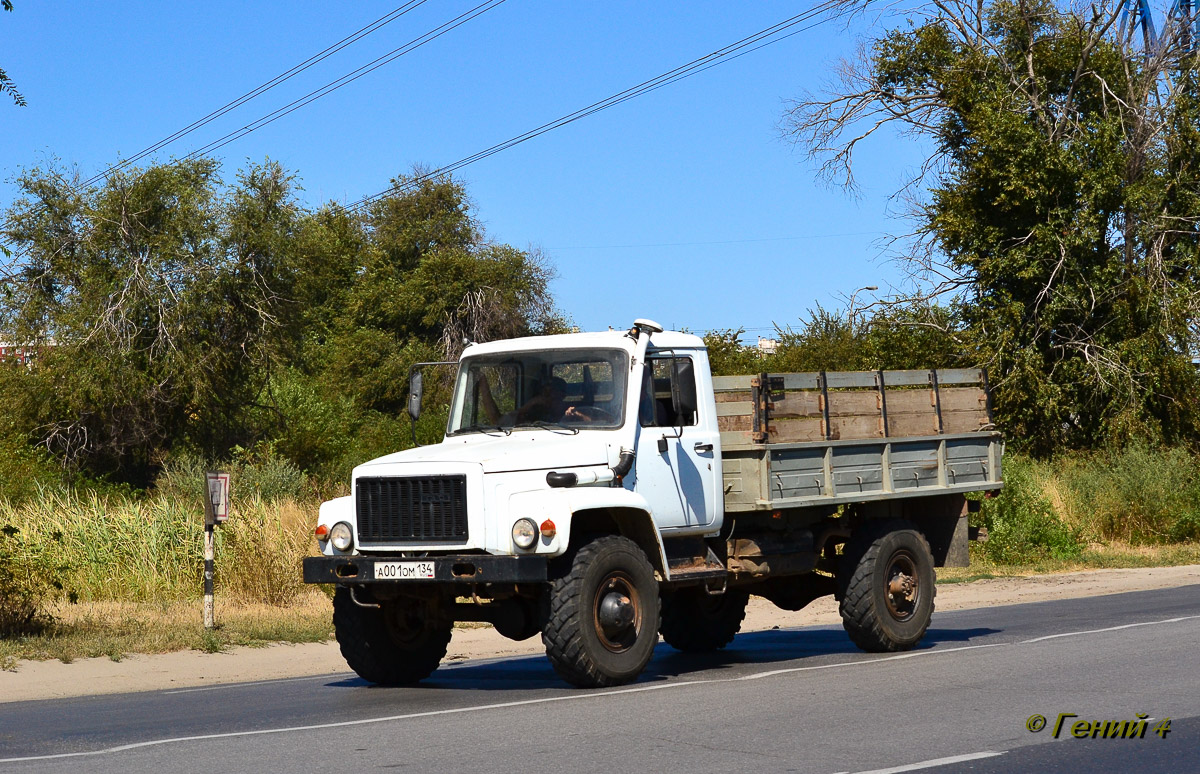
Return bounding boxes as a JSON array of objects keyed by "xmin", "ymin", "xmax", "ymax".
[
  {"xmin": 723, "ymin": 431, "xmax": 1001, "ymax": 511},
  {"xmin": 710, "ymin": 367, "xmax": 1000, "ymax": 510}
]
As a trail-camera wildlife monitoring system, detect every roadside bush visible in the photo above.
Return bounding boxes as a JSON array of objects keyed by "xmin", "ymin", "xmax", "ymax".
[
  {"xmin": 1059, "ymin": 444, "xmax": 1200, "ymax": 544},
  {"xmin": 975, "ymin": 455, "xmax": 1082, "ymax": 563},
  {"xmin": 0, "ymin": 524, "xmax": 68, "ymax": 636},
  {"xmin": 263, "ymin": 369, "xmax": 361, "ymax": 479},
  {"xmin": 230, "ymin": 446, "xmax": 308, "ymax": 502}
]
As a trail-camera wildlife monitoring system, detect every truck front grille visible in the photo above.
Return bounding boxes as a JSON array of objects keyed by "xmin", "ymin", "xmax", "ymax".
[{"xmin": 355, "ymin": 475, "xmax": 468, "ymax": 544}]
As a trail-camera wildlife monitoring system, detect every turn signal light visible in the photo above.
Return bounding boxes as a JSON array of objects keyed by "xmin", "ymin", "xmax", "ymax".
[
  {"xmin": 540, "ymin": 519, "xmax": 556, "ymax": 539},
  {"xmin": 314, "ymin": 524, "xmax": 329, "ymax": 540}
]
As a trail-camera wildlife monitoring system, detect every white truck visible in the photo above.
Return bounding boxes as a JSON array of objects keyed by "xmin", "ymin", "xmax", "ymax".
[{"xmin": 303, "ymin": 319, "xmax": 1003, "ymax": 688}]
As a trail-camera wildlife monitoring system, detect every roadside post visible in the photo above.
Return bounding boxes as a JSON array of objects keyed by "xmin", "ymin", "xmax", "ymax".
[{"xmin": 203, "ymin": 471, "xmax": 230, "ymax": 630}]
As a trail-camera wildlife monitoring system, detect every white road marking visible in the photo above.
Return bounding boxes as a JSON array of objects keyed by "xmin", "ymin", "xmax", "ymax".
[
  {"xmin": 847, "ymin": 751, "xmax": 1005, "ymax": 774},
  {"xmin": 0, "ymin": 680, "xmax": 699, "ymax": 763},
  {"xmin": 737, "ymin": 642, "xmax": 1007, "ymax": 681},
  {"xmin": 2, "ymin": 612, "xmax": 1197, "ymax": 764},
  {"xmin": 1020, "ymin": 614, "xmax": 1200, "ymax": 644}
]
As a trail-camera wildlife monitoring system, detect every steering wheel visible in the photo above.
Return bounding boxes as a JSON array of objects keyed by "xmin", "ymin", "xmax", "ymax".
[{"xmin": 566, "ymin": 405, "xmax": 616, "ymax": 423}]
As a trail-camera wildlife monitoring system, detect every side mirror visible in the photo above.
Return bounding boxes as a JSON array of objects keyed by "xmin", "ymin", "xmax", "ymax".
[
  {"xmin": 670, "ymin": 358, "xmax": 697, "ymax": 424},
  {"xmin": 407, "ymin": 370, "xmax": 424, "ymax": 421}
]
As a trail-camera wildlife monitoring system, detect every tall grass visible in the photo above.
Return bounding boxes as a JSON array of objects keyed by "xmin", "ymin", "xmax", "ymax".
[
  {"xmin": 222, "ymin": 499, "xmax": 315, "ymax": 605},
  {"xmin": 0, "ymin": 488, "xmax": 318, "ymax": 605},
  {"xmin": 1056, "ymin": 444, "xmax": 1200, "ymax": 543},
  {"xmin": 974, "ymin": 445, "xmax": 1200, "ymax": 564}
]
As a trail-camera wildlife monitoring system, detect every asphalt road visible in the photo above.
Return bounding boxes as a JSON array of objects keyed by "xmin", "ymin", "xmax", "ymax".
[{"xmin": 1, "ymin": 585, "xmax": 1198, "ymax": 774}]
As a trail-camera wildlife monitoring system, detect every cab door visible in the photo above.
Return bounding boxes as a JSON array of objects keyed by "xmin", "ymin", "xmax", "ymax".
[{"xmin": 632, "ymin": 354, "xmax": 720, "ymax": 532}]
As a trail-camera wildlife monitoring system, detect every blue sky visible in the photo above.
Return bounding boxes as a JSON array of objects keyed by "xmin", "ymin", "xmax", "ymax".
[{"xmin": 1, "ymin": 1, "xmax": 929, "ymax": 334}]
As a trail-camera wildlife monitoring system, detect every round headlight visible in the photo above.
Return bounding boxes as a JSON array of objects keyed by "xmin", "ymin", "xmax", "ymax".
[
  {"xmin": 330, "ymin": 522, "xmax": 354, "ymax": 552},
  {"xmin": 511, "ymin": 518, "xmax": 538, "ymax": 549}
]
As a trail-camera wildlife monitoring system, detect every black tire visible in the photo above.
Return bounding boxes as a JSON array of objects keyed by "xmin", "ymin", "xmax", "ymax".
[
  {"xmin": 838, "ymin": 521, "xmax": 935, "ymax": 653},
  {"xmin": 660, "ymin": 588, "xmax": 749, "ymax": 652},
  {"xmin": 333, "ymin": 587, "xmax": 453, "ymax": 686},
  {"xmin": 542, "ymin": 535, "xmax": 660, "ymax": 688}
]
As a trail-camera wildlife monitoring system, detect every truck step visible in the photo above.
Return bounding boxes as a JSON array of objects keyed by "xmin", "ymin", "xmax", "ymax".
[{"xmin": 663, "ymin": 537, "xmax": 727, "ymax": 586}]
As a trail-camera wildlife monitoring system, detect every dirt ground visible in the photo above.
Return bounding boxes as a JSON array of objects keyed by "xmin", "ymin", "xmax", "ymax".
[{"xmin": 3, "ymin": 564, "xmax": 1198, "ymax": 704}]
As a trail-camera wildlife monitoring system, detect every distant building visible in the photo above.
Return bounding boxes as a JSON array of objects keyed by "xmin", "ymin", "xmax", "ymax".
[
  {"xmin": 0, "ymin": 341, "xmax": 52, "ymax": 365},
  {"xmin": 756, "ymin": 337, "xmax": 778, "ymax": 356}
]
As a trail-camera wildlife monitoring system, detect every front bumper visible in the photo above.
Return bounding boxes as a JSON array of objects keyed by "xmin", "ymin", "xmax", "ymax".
[{"xmin": 303, "ymin": 554, "xmax": 548, "ymax": 585}]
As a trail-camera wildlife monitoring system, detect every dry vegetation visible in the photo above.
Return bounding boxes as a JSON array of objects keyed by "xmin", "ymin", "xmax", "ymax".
[
  {"xmin": 0, "ymin": 491, "xmax": 335, "ymax": 666},
  {"xmin": 0, "ymin": 594, "xmax": 333, "ymax": 671}
]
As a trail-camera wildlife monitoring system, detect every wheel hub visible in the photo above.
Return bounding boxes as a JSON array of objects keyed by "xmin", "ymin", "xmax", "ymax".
[
  {"xmin": 598, "ymin": 592, "xmax": 634, "ymax": 632},
  {"xmin": 888, "ymin": 573, "xmax": 915, "ymax": 598},
  {"xmin": 884, "ymin": 551, "xmax": 919, "ymax": 621},
  {"xmin": 593, "ymin": 573, "xmax": 642, "ymax": 652}
]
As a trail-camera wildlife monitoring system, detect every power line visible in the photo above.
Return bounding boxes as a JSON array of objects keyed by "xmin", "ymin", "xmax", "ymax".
[
  {"xmin": 178, "ymin": 0, "xmax": 508, "ymax": 163},
  {"xmin": 344, "ymin": 1, "xmax": 846, "ymax": 212},
  {"xmin": 1, "ymin": 0, "xmax": 506, "ymax": 248},
  {"xmin": 80, "ymin": 0, "xmax": 432, "ymax": 189}
]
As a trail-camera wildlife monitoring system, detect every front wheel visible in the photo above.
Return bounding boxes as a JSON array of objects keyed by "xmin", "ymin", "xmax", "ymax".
[
  {"xmin": 542, "ymin": 536, "xmax": 660, "ymax": 688},
  {"xmin": 839, "ymin": 522, "xmax": 935, "ymax": 653},
  {"xmin": 333, "ymin": 588, "xmax": 453, "ymax": 686}
]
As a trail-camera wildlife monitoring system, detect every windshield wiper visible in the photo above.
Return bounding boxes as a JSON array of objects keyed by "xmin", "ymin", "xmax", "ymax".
[
  {"xmin": 525, "ymin": 420, "xmax": 579, "ymax": 435},
  {"xmin": 456, "ymin": 424, "xmax": 511, "ymax": 436}
]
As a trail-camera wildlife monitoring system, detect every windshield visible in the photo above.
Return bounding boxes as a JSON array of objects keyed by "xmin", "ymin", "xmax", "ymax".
[{"xmin": 448, "ymin": 348, "xmax": 629, "ymax": 435}]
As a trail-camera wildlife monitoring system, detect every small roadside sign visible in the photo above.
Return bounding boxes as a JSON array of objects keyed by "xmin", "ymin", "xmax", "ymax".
[{"xmin": 205, "ymin": 471, "xmax": 230, "ymax": 526}]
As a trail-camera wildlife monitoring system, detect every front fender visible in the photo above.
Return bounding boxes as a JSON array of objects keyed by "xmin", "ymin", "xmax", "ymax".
[{"xmin": 564, "ymin": 488, "xmax": 670, "ymax": 580}]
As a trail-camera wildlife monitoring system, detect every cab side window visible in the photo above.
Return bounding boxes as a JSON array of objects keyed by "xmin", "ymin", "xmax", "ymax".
[{"xmin": 640, "ymin": 357, "xmax": 697, "ymax": 427}]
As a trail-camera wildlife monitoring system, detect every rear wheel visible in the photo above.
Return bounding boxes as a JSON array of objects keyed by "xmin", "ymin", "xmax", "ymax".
[
  {"xmin": 542, "ymin": 536, "xmax": 660, "ymax": 688},
  {"xmin": 838, "ymin": 521, "xmax": 935, "ymax": 652},
  {"xmin": 660, "ymin": 588, "xmax": 749, "ymax": 652},
  {"xmin": 333, "ymin": 588, "xmax": 453, "ymax": 685}
]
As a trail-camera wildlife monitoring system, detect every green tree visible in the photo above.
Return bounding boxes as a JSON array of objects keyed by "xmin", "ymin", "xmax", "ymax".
[
  {"xmin": 702, "ymin": 329, "xmax": 765, "ymax": 376},
  {"xmin": 771, "ymin": 303, "xmax": 964, "ymax": 373},
  {"xmin": 785, "ymin": 0, "xmax": 1200, "ymax": 453},
  {"xmin": 0, "ymin": 159, "xmax": 297, "ymax": 482},
  {"xmin": 262, "ymin": 172, "xmax": 563, "ymax": 476},
  {"xmin": 702, "ymin": 304, "xmax": 965, "ymax": 376},
  {"xmin": 299, "ymin": 173, "xmax": 561, "ymax": 417}
]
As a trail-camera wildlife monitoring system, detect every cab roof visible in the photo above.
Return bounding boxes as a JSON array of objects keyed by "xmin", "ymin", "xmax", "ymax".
[{"xmin": 461, "ymin": 328, "xmax": 705, "ymax": 358}]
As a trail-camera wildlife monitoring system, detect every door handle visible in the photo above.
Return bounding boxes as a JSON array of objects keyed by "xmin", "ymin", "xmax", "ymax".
[{"xmin": 694, "ymin": 442, "xmax": 714, "ymax": 454}]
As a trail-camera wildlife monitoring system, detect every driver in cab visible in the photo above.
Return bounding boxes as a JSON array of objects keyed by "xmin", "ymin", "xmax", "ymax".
[{"xmin": 480, "ymin": 376, "xmax": 607, "ymax": 425}]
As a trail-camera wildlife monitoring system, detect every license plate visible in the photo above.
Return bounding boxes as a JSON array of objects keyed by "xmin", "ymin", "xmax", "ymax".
[{"xmin": 373, "ymin": 561, "xmax": 436, "ymax": 580}]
